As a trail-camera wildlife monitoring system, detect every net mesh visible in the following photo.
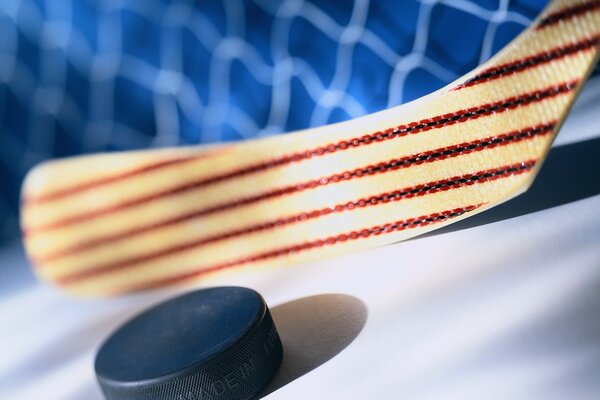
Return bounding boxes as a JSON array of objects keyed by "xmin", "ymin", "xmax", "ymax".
[{"xmin": 0, "ymin": 0, "xmax": 549, "ymax": 243}]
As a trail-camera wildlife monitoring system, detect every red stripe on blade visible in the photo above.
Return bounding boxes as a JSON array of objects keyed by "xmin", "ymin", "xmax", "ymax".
[
  {"xmin": 537, "ymin": 1, "xmax": 600, "ymax": 29},
  {"xmin": 24, "ymin": 156, "xmax": 202, "ymax": 205},
  {"xmin": 454, "ymin": 35, "xmax": 600, "ymax": 90},
  {"xmin": 23, "ymin": 82, "xmax": 574, "ymax": 235},
  {"xmin": 85, "ymin": 205, "xmax": 484, "ymax": 294},
  {"xmin": 49, "ymin": 161, "xmax": 535, "ymax": 281},
  {"xmin": 30, "ymin": 120, "xmax": 554, "ymax": 251}
]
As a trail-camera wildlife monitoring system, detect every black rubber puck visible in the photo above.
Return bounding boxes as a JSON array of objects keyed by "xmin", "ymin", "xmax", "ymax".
[{"xmin": 95, "ymin": 287, "xmax": 283, "ymax": 400}]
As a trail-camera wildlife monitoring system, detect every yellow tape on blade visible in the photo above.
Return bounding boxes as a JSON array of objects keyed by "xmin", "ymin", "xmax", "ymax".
[{"xmin": 20, "ymin": 0, "xmax": 600, "ymax": 296}]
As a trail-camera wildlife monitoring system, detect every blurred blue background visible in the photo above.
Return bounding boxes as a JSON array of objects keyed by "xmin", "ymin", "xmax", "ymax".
[{"xmin": 0, "ymin": 0, "xmax": 550, "ymax": 245}]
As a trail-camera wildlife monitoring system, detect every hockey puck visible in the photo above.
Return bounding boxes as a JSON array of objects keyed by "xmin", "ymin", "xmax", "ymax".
[{"xmin": 95, "ymin": 287, "xmax": 283, "ymax": 400}]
